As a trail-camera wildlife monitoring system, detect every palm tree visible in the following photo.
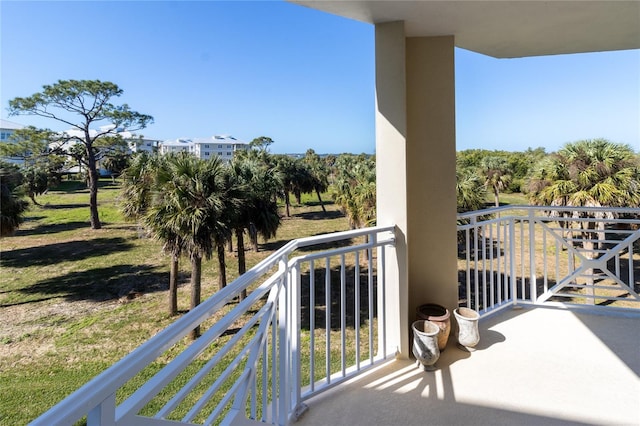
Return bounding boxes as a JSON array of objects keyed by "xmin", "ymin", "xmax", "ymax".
[
  {"xmin": 528, "ymin": 139, "xmax": 640, "ymax": 209},
  {"xmin": 228, "ymin": 157, "xmax": 281, "ymax": 299},
  {"xmin": 145, "ymin": 153, "xmax": 227, "ymax": 338},
  {"xmin": 456, "ymin": 169, "xmax": 486, "ymax": 213},
  {"xmin": 480, "ymin": 156, "xmax": 512, "ymax": 207},
  {"xmin": 330, "ymin": 154, "xmax": 376, "ymax": 229},
  {"xmin": 0, "ymin": 162, "xmax": 28, "ymax": 237},
  {"xmin": 211, "ymin": 167, "xmax": 243, "ymax": 293},
  {"xmin": 304, "ymin": 149, "xmax": 330, "ymax": 214},
  {"xmin": 455, "ymin": 168, "xmax": 487, "ymax": 245},
  {"xmin": 121, "ymin": 153, "xmax": 182, "ymax": 316},
  {"xmin": 120, "ymin": 152, "xmax": 155, "ymax": 221},
  {"xmin": 527, "ymin": 139, "xmax": 640, "ymax": 300},
  {"xmin": 272, "ymin": 154, "xmax": 297, "ymax": 217},
  {"xmin": 291, "ymin": 161, "xmax": 315, "ymax": 205}
]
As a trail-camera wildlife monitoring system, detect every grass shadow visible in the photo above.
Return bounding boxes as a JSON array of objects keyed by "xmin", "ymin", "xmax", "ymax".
[
  {"xmin": 49, "ymin": 180, "xmax": 88, "ymax": 193},
  {"xmin": 303, "ymin": 200, "xmax": 335, "ymax": 207},
  {"xmin": 294, "ymin": 210, "xmax": 344, "ymax": 221},
  {"xmin": 1, "ymin": 237, "xmax": 133, "ymax": 267},
  {"xmin": 15, "ymin": 221, "xmax": 89, "ymax": 236},
  {"xmin": 258, "ymin": 239, "xmax": 291, "ymax": 252},
  {"xmin": 49, "ymin": 179, "xmax": 119, "ymax": 194},
  {"xmin": 12, "ymin": 264, "xmax": 169, "ymax": 304},
  {"xmin": 42, "ymin": 203, "xmax": 90, "ymax": 210}
]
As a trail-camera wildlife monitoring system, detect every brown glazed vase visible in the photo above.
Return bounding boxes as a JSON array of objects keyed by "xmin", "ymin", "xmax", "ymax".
[{"xmin": 416, "ymin": 303, "xmax": 451, "ymax": 351}]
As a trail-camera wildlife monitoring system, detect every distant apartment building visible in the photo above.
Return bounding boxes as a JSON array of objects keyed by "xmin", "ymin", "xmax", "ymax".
[
  {"xmin": 159, "ymin": 135, "xmax": 248, "ymax": 161},
  {"xmin": 159, "ymin": 138, "xmax": 193, "ymax": 154},
  {"xmin": 0, "ymin": 119, "xmax": 24, "ymax": 142},
  {"xmin": 0, "ymin": 119, "xmax": 26, "ymax": 164}
]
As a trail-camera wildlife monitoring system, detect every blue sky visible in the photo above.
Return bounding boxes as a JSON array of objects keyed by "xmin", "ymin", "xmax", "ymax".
[{"xmin": 1, "ymin": 1, "xmax": 639, "ymax": 154}]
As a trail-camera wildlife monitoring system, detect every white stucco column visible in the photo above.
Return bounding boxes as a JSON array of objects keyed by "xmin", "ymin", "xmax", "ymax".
[
  {"xmin": 376, "ymin": 22, "xmax": 457, "ymax": 358},
  {"xmin": 375, "ymin": 21, "xmax": 408, "ymax": 358}
]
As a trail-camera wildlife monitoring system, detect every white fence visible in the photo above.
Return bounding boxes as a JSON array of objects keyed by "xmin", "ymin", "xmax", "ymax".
[
  {"xmin": 457, "ymin": 206, "xmax": 640, "ymax": 316},
  {"xmin": 31, "ymin": 226, "xmax": 396, "ymax": 426}
]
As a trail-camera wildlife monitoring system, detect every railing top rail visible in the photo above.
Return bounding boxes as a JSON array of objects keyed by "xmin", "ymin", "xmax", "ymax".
[
  {"xmin": 457, "ymin": 205, "xmax": 640, "ymax": 221},
  {"xmin": 31, "ymin": 225, "xmax": 397, "ymax": 426}
]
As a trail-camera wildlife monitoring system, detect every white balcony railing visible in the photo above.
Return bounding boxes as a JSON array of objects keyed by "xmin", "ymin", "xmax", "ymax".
[
  {"xmin": 31, "ymin": 206, "xmax": 639, "ymax": 426},
  {"xmin": 458, "ymin": 205, "xmax": 640, "ymax": 316},
  {"xmin": 31, "ymin": 226, "xmax": 396, "ymax": 426}
]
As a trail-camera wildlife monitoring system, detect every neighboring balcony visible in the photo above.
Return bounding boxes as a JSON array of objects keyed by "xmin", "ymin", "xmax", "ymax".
[{"xmin": 32, "ymin": 206, "xmax": 639, "ymax": 426}]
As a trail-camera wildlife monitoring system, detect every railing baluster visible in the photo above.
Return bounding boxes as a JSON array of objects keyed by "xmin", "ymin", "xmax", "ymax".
[
  {"xmin": 291, "ymin": 259, "xmax": 302, "ymax": 419},
  {"xmin": 309, "ymin": 259, "xmax": 315, "ymax": 393},
  {"xmin": 355, "ymin": 250, "xmax": 361, "ymax": 370},
  {"xmin": 543, "ymin": 225, "xmax": 548, "ymax": 294},
  {"xmin": 529, "ymin": 209, "xmax": 537, "ymax": 302},
  {"xmin": 496, "ymin": 221, "xmax": 501, "ymax": 306},
  {"xmin": 509, "ymin": 220, "xmax": 516, "ymax": 307},
  {"xmin": 261, "ymin": 326, "xmax": 268, "ymax": 422},
  {"xmin": 379, "ymin": 241, "xmax": 387, "ymax": 359},
  {"xmin": 271, "ymin": 288, "xmax": 278, "ymax": 424},
  {"xmin": 325, "ymin": 257, "xmax": 331, "ymax": 385},
  {"xmin": 629, "ymin": 242, "xmax": 635, "ymax": 293},
  {"xmin": 520, "ymin": 219, "xmax": 525, "ymax": 300},
  {"xmin": 369, "ymin": 244, "xmax": 375, "ymax": 363},
  {"xmin": 87, "ymin": 394, "xmax": 115, "ymax": 426},
  {"xmin": 487, "ymin": 222, "xmax": 492, "ymax": 309},
  {"xmin": 278, "ymin": 258, "xmax": 289, "ymax": 426},
  {"xmin": 473, "ymin": 217, "xmax": 479, "ymax": 312},
  {"xmin": 340, "ymin": 253, "xmax": 346, "ymax": 377},
  {"xmin": 503, "ymin": 221, "xmax": 508, "ymax": 304},
  {"xmin": 465, "ymin": 227, "xmax": 471, "ymax": 309}
]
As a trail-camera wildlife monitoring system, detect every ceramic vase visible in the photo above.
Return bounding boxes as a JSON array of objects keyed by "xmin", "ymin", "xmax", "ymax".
[
  {"xmin": 416, "ymin": 303, "xmax": 451, "ymax": 351},
  {"xmin": 453, "ymin": 307, "xmax": 480, "ymax": 351},
  {"xmin": 411, "ymin": 320, "xmax": 441, "ymax": 371}
]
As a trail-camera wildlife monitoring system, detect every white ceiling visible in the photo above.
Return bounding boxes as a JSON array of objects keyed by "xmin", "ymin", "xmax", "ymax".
[{"xmin": 290, "ymin": 1, "xmax": 640, "ymax": 58}]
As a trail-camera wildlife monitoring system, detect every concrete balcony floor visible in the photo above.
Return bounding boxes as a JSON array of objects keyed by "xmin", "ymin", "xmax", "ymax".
[{"xmin": 297, "ymin": 306, "xmax": 640, "ymax": 426}]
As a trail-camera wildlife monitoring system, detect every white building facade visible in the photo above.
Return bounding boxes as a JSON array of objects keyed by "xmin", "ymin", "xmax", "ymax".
[
  {"xmin": 0, "ymin": 119, "xmax": 26, "ymax": 164},
  {"xmin": 159, "ymin": 135, "xmax": 248, "ymax": 161},
  {"xmin": 0, "ymin": 119, "xmax": 24, "ymax": 142}
]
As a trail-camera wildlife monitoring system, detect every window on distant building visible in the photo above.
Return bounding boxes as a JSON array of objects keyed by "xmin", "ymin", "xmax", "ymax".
[
  {"xmin": 205, "ymin": 152, "xmax": 209, "ymax": 156},
  {"xmin": 227, "ymin": 145, "xmax": 231, "ymax": 148},
  {"xmin": 204, "ymin": 144, "xmax": 209, "ymax": 148},
  {"xmin": 227, "ymin": 152, "xmax": 232, "ymax": 156},
  {"xmin": 218, "ymin": 144, "xmax": 223, "ymax": 148}
]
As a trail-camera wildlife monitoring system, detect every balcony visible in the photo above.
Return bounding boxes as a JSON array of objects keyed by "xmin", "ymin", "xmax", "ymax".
[
  {"xmin": 32, "ymin": 206, "xmax": 639, "ymax": 426},
  {"xmin": 297, "ymin": 306, "xmax": 640, "ymax": 426}
]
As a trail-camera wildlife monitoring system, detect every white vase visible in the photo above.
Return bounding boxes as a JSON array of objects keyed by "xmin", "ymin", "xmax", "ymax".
[
  {"xmin": 411, "ymin": 320, "xmax": 441, "ymax": 371},
  {"xmin": 453, "ymin": 307, "xmax": 480, "ymax": 351}
]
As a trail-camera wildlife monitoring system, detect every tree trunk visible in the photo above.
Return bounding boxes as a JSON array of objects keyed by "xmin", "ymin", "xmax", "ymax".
[
  {"xmin": 315, "ymin": 188, "xmax": 326, "ymax": 214},
  {"xmin": 217, "ymin": 242, "xmax": 227, "ymax": 291},
  {"xmin": 29, "ymin": 192, "xmax": 41, "ymax": 206},
  {"xmin": 250, "ymin": 223, "xmax": 259, "ymax": 252},
  {"xmin": 493, "ymin": 187, "xmax": 500, "ymax": 207},
  {"xmin": 236, "ymin": 228, "xmax": 247, "ymax": 300},
  {"xmin": 294, "ymin": 189, "xmax": 302, "ymax": 205},
  {"xmin": 227, "ymin": 238, "xmax": 233, "ymax": 254},
  {"xmin": 86, "ymin": 144, "xmax": 102, "ymax": 229},
  {"xmin": 285, "ymin": 190, "xmax": 291, "ymax": 217},
  {"xmin": 189, "ymin": 255, "xmax": 202, "ymax": 340},
  {"xmin": 168, "ymin": 254, "xmax": 178, "ymax": 316}
]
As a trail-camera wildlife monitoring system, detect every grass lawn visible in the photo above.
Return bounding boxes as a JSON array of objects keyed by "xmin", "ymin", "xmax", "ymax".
[{"xmin": 0, "ymin": 180, "xmax": 349, "ymax": 425}]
